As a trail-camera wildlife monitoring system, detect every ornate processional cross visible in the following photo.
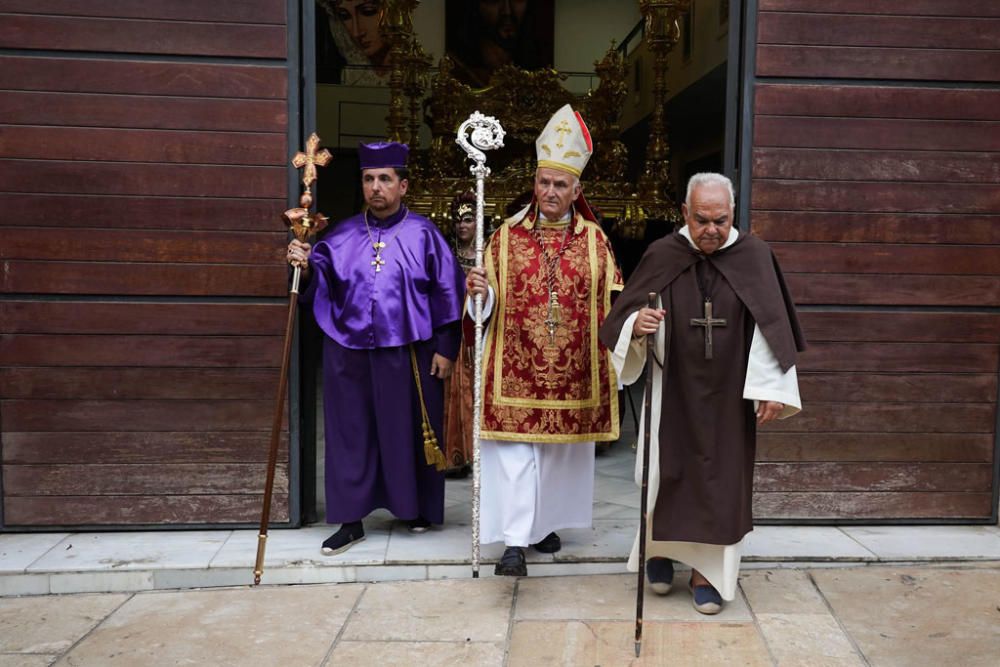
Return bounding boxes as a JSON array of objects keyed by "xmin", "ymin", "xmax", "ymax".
[
  {"xmin": 690, "ymin": 299, "xmax": 726, "ymax": 360},
  {"xmin": 284, "ymin": 133, "xmax": 332, "ymax": 242},
  {"xmin": 291, "ymin": 134, "xmax": 332, "ymax": 192}
]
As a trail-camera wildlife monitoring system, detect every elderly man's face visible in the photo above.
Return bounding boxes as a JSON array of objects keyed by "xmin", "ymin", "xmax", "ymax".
[
  {"xmin": 683, "ymin": 182, "xmax": 733, "ymax": 255},
  {"xmin": 534, "ymin": 167, "xmax": 580, "ymax": 221},
  {"xmin": 362, "ymin": 168, "xmax": 407, "ymax": 217}
]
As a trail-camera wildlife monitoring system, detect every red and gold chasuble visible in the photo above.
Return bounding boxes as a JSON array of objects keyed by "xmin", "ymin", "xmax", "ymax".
[{"xmin": 481, "ymin": 212, "xmax": 623, "ymax": 443}]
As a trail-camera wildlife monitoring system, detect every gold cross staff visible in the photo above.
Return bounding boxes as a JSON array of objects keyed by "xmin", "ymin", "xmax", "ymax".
[
  {"xmin": 284, "ymin": 133, "xmax": 332, "ymax": 242},
  {"xmin": 291, "ymin": 133, "xmax": 332, "ymax": 190}
]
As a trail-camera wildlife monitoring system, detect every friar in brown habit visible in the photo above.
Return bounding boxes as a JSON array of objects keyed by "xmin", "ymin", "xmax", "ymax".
[{"xmin": 599, "ymin": 173, "xmax": 806, "ymax": 614}]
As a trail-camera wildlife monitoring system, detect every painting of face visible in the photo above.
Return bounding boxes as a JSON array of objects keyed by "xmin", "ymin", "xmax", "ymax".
[
  {"xmin": 445, "ymin": 0, "xmax": 554, "ymax": 88},
  {"xmin": 316, "ymin": 0, "xmax": 391, "ymax": 84},
  {"xmin": 331, "ymin": 0, "xmax": 386, "ymax": 63}
]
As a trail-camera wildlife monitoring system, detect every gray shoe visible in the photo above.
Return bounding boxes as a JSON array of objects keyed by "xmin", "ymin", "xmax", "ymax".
[
  {"xmin": 647, "ymin": 557, "xmax": 674, "ymax": 595},
  {"xmin": 690, "ymin": 577, "xmax": 723, "ymax": 615}
]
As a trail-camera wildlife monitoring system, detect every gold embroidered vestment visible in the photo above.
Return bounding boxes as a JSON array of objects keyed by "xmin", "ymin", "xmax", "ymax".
[{"xmin": 480, "ymin": 213, "xmax": 623, "ymax": 443}]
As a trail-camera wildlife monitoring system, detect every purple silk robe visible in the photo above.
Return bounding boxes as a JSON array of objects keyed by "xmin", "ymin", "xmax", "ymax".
[{"xmin": 300, "ymin": 206, "xmax": 466, "ymax": 524}]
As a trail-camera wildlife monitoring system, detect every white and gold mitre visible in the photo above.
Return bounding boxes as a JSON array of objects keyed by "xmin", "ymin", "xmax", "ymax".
[{"xmin": 535, "ymin": 104, "xmax": 593, "ymax": 178}]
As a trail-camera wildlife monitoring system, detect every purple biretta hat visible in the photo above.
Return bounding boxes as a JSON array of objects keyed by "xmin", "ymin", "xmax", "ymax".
[{"xmin": 358, "ymin": 141, "xmax": 409, "ymax": 170}]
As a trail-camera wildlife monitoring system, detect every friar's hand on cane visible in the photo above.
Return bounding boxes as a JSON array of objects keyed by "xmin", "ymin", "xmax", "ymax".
[{"xmin": 635, "ymin": 291, "xmax": 661, "ymax": 657}]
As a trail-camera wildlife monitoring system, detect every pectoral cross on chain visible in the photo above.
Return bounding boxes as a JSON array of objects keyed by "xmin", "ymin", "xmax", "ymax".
[
  {"xmin": 544, "ymin": 290, "xmax": 562, "ymax": 344},
  {"xmin": 690, "ymin": 299, "xmax": 726, "ymax": 360}
]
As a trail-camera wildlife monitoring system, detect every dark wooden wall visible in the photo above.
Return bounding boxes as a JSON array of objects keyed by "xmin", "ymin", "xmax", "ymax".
[
  {"xmin": 749, "ymin": 0, "xmax": 1000, "ymax": 520},
  {"xmin": 0, "ymin": 1, "xmax": 295, "ymax": 526}
]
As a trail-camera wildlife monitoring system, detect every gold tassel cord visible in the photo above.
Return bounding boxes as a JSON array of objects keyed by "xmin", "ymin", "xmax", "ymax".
[{"xmin": 409, "ymin": 345, "xmax": 448, "ymax": 471}]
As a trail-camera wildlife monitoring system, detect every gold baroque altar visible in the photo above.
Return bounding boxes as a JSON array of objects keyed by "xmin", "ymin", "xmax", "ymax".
[{"xmin": 376, "ymin": 0, "xmax": 690, "ymax": 240}]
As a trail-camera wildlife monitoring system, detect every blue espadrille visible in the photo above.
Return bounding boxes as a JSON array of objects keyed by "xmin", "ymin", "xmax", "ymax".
[{"xmin": 690, "ymin": 578, "xmax": 722, "ymax": 615}]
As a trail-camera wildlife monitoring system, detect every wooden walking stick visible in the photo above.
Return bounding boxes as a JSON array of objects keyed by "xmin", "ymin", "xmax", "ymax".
[
  {"xmin": 456, "ymin": 111, "xmax": 505, "ymax": 578},
  {"xmin": 635, "ymin": 291, "xmax": 659, "ymax": 656},
  {"xmin": 253, "ymin": 133, "xmax": 331, "ymax": 585}
]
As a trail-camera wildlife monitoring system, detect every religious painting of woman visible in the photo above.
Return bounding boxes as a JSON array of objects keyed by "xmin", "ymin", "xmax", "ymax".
[
  {"xmin": 316, "ymin": 0, "xmax": 391, "ymax": 85},
  {"xmin": 445, "ymin": 0, "xmax": 555, "ymax": 88}
]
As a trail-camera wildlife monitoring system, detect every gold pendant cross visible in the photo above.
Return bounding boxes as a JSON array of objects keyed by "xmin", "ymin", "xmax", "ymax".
[
  {"xmin": 690, "ymin": 299, "xmax": 727, "ymax": 359},
  {"xmin": 544, "ymin": 290, "xmax": 562, "ymax": 344}
]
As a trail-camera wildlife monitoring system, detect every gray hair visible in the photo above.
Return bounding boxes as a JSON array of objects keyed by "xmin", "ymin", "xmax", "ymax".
[{"xmin": 685, "ymin": 172, "xmax": 735, "ymax": 209}]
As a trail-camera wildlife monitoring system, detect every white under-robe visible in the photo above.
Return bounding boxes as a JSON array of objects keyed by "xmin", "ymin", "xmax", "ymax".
[
  {"xmin": 468, "ymin": 281, "xmax": 598, "ymax": 547},
  {"xmin": 610, "ymin": 226, "xmax": 801, "ymax": 600}
]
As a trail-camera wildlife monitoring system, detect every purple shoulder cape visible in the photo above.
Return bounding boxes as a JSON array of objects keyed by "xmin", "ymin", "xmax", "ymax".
[{"xmin": 301, "ymin": 206, "xmax": 466, "ymax": 350}]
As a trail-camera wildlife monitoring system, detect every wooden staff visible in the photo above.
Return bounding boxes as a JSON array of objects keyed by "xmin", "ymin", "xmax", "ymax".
[
  {"xmin": 456, "ymin": 112, "xmax": 505, "ymax": 578},
  {"xmin": 635, "ymin": 291, "xmax": 658, "ymax": 656},
  {"xmin": 254, "ymin": 133, "xmax": 331, "ymax": 586}
]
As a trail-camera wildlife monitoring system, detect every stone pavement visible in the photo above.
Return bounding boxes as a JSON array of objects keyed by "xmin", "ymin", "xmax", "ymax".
[
  {"xmin": 1, "ymin": 565, "xmax": 999, "ymax": 666},
  {"xmin": 3, "ymin": 432, "xmax": 999, "ymax": 596}
]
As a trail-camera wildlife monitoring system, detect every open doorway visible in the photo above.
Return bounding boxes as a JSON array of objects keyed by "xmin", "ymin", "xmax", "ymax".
[{"xmin": 297, "ymin": 0, "xmax": 744, "ymax": 527}]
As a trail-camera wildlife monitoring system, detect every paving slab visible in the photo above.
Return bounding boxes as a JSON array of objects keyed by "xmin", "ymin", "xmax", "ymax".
[
  {"xmin": 0, "ymin": 574, "xmax": 49, "ymax": 597},
  {"xmin": 554, "ymin": 520, "xmax": 637, "ymax": 562},
  {"xmin": 591, "ymin": 502, "xmax": 641, "ymax": 520},
  {"xmin": 744, "ymin": 526, "xmax": 876, "ymax": 561},
  {"xmin": 341, "ymin": 578, "xmax": 514, "ymax": 643},
  {"xmin": 739, "ymin": 569, "xmax": 830, "ymax": 614},
  {"xmin": 0, "ymin": 655, "xmax": 58, "ymax": 667},
  {"xmin": 508, "ymin": 620, "xmax": 771, "ymax": 666},
  {"xmin": 210, "ymin": 525, "xmax": 388, "ymax": 568},
  {"xmin": 385, "ymin": 521, "xmax": 489, "ymax": 564},
  {"xmin": 594, "ymin": 474, "xmax": 640, "ymax": 500},
  {"xmin": 811, "ymin": 567, "xmax": 1000, "ymax": 667},
  {"xmin": 755, "ymin": 613, "xmax": 864, "ymax": 667},
  {"xmin": 26, "ymin": 532, "xmax": 229, "ymax": 573},
  {"xmin": 327, "ymin": 641, "xmax": 504, "ymax": 666},
  {"xmin": 0, "ymin": 535, "xmax": 70, "ymax": 574},
  {"xmin": 0, "ymin": 593, "xmax": 128, "ymax": 654},
  {"xmin": 59, "ymin": 584, "xmax": 363, "ymax": 667},
  {"xmin": 516, "ymin": 573, "xmax": 751, "ymax": 622},
  {"xmin": 840, "ymin": 526, "xmax": 1000, "ymax": 560},
  {"xmin": 48, "ymin": 571, "xmax": 153, "ymax": 595}
]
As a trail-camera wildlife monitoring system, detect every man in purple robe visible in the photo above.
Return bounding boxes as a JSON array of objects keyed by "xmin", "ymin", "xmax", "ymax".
[{"xmin": 286, "ymin": 141, "xmax": 466, "ymax": 555}]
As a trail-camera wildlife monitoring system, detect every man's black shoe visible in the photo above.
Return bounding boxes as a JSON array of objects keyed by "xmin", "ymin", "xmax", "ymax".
[
  {"xmin": 321, "ymin": 521, "xmax": 365, "ymax": 556},
  {"xmin": 408, "ymin": 517, "xmax": 431, "ymax": 534},
  {"xmin": 444, "ymin": 464, "xmax": 471, "ymax": 479},
  {"xmin": 494, "ymin": 546, "xmax": 527, "ymax": 576},
  {"xmin": 531, "ymin": 532, "xmax": 561, "ymax": 554}
]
